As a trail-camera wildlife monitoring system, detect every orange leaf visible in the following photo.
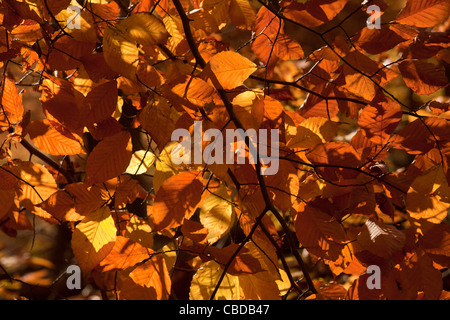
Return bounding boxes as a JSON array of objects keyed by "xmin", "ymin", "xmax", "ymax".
[
  {"xmin": 65, "ymin": 183, "xmax": 106, "ymax": 216},
  {"xmin": 356, "ymin": 219, "xmax": 406, "ymax": 259},
  {"xmin": 99, "ymin": 236, "xmax": 153, "ymax": 271},
  {"xmin": 353, "ymin": 25, "xmax": 415, "ymax": 55},
  {"xmin": 395, "ymin": 0, "xmax": 450, "ymax": 28},
  {"xmin": 39, "ymin": 77, "xmax": 85, "ymax": 131},
  {"xmin": 138, "ymin": 95, "xmax": 177, "ymax": 150},
  {"xmin": 26, "ymin": 119, "xmax": 83, "ymax": 155},
  {"xmin": 399, "ymin": 59, "xmax": 448, "ymax": 95},
  {"xmin": 306, "ymin": 141, "xmax": 361, "ymax": 181},
  {"xmin": 208, "ymin": 243, "xmax": 265, "ymax": 275},
  {"xmin": 38, "ymin": 190, "xmax": 81, "ymax": 222},
  {"xmin": 85, "ymin": 131, "xmax": 133, "ymax": 185},
  {"xmin": 82, "ymin": 80, "xmax": 118, "ymax": 126},
  {"xmin": 394, "ymin": 248, "xmax": 443, "ymax": 299},
  {"xmin": 151, "ymin": 171, "xmax": 204, "ymax": 231},
  {"xmin": 162, "ymin": 75, "xmax": 216, "ymax": 112},
  {"xmin": 205, "ymin": 51, "xmax": 257, "ymax": 90},
  {"xmin": 251, "ymin": 7, "xmax": 303, "ymax": 74},
  {"xmin": 136, "ymin": 60, "xmax": 165, "ymax": 88},
  {"xmin": 1, "ymin": 76, "xmax": 23, "ymax": 126},
  {"xmin": 294, "ymin": 202, "xmax": 346, "ymax": 261},
  {"xmin": 358, "ymin": 96, "xmax": 402, "ymax": 145},
  {"xmin": 283, "ymin": 0, "xmax": 348, "ymax": 28},
  {"xmin": 129, "ymin": 254, "xmax": 171, "ymax": 299}
]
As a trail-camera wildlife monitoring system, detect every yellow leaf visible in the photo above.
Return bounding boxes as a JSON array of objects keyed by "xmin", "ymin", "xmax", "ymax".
[
  {"xmin": 71, "ymin": 206, "xmax": 117, "ymax": 274},
  {"xmin": 190, "ymin": 260, "xmax": 241, "ymax": 300},
  {"xmin": 199, "ymin": 185, "xmax": 235, "ymax": 244},
  {"xmin": 119, "ymin": 13, "xmax": 169, "ymax": 47},
  {"xmin": 125, "ymin": 150, "xmax": 156, "ymax": 175},
  {"xmin": 202, "ymin": 0, "xmax": 231, "ymax": 29},
  {"xmin": 163, "ymin": 14, "xmax": 185, "ymax": 54},
  {"xmin": 103, "ymin": 25, "xmax": 139, "ymax": 80},
  {"xmin": 206, "ymin": 51, "xmax": 257, "ymax": 89},
  {"xmin": 122, "ymin": 214, "xmax": 154, "ymax": 249},
  {"xmin": 152, "ymin": 142, "xmax": 184, "ymax": 193},
  {"xmin": 239, "ymin": 273, "xmax": 281, "ymax": 300},
  {"xmin": 287, "ymin": 117, "xmax": 338, "ymax": 149}
]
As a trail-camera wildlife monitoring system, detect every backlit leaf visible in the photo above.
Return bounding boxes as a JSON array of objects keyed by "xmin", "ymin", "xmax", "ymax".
[
  {"xmin": 399, "ymin": 59, "xmax": 448, "ymax": 95},
  {"xmin": 26, "ymin": 119, "xmax": 83, "ymax": 155},
  {"xmin": 396, "ymin": 0, "xmax": 450, "ymax": 28},
  {"xmin": 151, "ymin": 170, "xmax": 204, "ymax": 231},
  {"xmin": 99, "ymin": 236, "xmax": 153, "ymax": 271},
  {"xmin": 205, "ymin": 51, "xmax": 257, "ymax": 90},
  {"xmin": 190, "ymin": 260, "xmax": 241, "ymax": 300},
  {"xmin": 85, "ymin": 131, "xmax": 133, "ymax": 185},
  {"xmin": 129, "ymin": 254, "xmax": 171, "ymax": 299},
  {"xmin": 71, "ymin": 206, "xmax": 117, "ymax": 274}
]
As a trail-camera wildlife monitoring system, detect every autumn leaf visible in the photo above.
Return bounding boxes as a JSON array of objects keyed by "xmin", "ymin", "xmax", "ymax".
[
  {"xmin": 283, "ymin": 0, "xmax": 348, "ymax": 28},
  {"xmin": 398, "ymin": 59, "xmax": 448, "ymax": 95},
  {"xmin": 406, "ymin": 165, "xmax": 450, "ymax": 224},
  {"xmin": 306, "ymin": 141, "xmax": 361, "ymax": 181},
  {"xmin": 162, "ymin": 75, "xmax": 216, "ymax": 112},
  {"xmin": 71, "ymin": 206, "xmax": 117, "ymax": 274},
  {"xmin": 190, "ymin": 260, "xmax": 241, "ymax": 300},
  {"xmin": 102, "ymin": 13, "xmax": 169, "ymax": 81},
  {"xmin": 356, "ymin": 219, "xmax": 406, "ymax": 259},
  {"xmin": 125, "ymin": 150, "xmax": 156, "ymax": 175},
  {"xmin": 199, "ymin": 185, "xmax": 235, "ymax": 244},
  {"xmin": 99, "ymin": 236, "xmax": 153, "ymax": 272},
  {"xmin": 395, "ymin": 0, "xmax": 450, "ymax": 28},
  {"xmin": 204, "ymin": 51, "xmax": 257, "ymax": 89},
  {"xmin": 358, "ymin": 96, "xmax": 403, "ymax": 145},
  {"xmin": 82, "ymin": 80, "xmax": 118, "ymax": 126},
  {"xmin": 1, "ymin": 76, "xmax": 23, "ymax": 126},
  {"xmin": 295, "ymin": 203, "xmax": 346, "ymax": 261},
  {"xmin": 85, "ymin": 131, "xmax": 133, "ymax": 185},
  {"xmin": 38, "ymin": 190, "xmax": 81, "ymax": 222},
  {"xmin": 129, "ymin": 254, "xmax": 171, "ymax": 299},
  {"xmin": 26, "ymin": 119, "xmax": 83, "ymax": 155},
  {"xmin": 393, "ymin": 248, "xmax": 443, "ymax": 299},
  {"xmin": 150, "ymin": 170, "xmax": 204, "ymax": 231}
]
